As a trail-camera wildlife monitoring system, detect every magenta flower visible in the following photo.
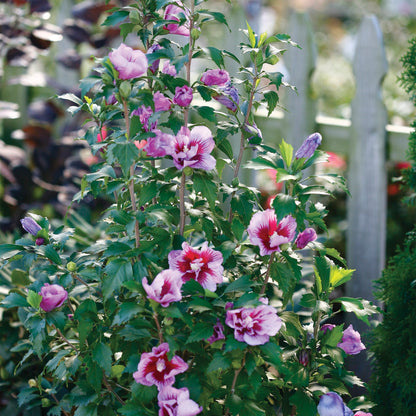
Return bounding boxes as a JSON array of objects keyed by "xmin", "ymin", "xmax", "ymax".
[
  {"xmin": 144, "ymin": 130, "xmax": 174, "ymax": 158},
  {"xmin": 21, "ymin": 217, "xmax": 41, "ymax": 236},
  {"xmin": 213, "ymin": 81, "xmax": 239, "ymax": 111},
  {"xmin": 109, "ymin": 43, "xmax": 148, "ymax": 80},
  {"xmin": 317, "ymin": 392, "xmax": 353, "ymax": 416},
  {"xmin": 154, "ymin": 91, "xmax": 172, "ymax": 112},
  {"xmin": 142, "ymin": 270, "xmax": 183, "ymax": 307},
  {"xmin": 161, "ymin": 61, "xmax": 177, "ymax": 76},
  {"xmin": 295, "ymin": 228, "xmax": 317, "ymax": 249},
  {"xmin": 133, "ymin": 343, "xmax": 188, "ymax": 389},
  {"xmin": 132, "ymin": 105, "xmax": 157, "ymax": 132},
  {"xmin": 173, "ymin": 85, "xmax": 193, "ymax": 107},
  {"xmin": 225, "ymin": 304, "xmax": 282, "ymax": 346},
  {"xmin": 320, "ymin": 323, "xmax": 336, "ymax": 334},
  {"xmin": 158, "ymin": 386, "xmax": 202, "ymax": 416},
  {"xmin": 207, "ymin": 320, "xmax": 225, "ymax": 344},
  {"xmin": 337, "ymin": 324, "xmax": 366, "ymax": 355},
  {"xmin": 200, "ymin": 69, "xmax": 230, "ymax": 86},
  {"xmin": 295, "ymin": 132, "xmax": 322, "ymax": 159},
  {"xmin": 168, "ymin": 126, "xmax": 216, "ymax": 171},
  {"xmin": 247, "ymin": 209, "xmax": 297, "ymax": 256},
  {"xmin": 163, "ymin": 1, "xmax": 190, "ymax": 36},
  {"xmin": 354, "ymin": 412, "xmax": 373, "ymax": 416},
  {"xmin": 168, "ymin": 242, "xmax": 223, "ymax": 291},
  {"xmin": 39, "ymin": 283, "xmax": 68, "ymax": 312}
]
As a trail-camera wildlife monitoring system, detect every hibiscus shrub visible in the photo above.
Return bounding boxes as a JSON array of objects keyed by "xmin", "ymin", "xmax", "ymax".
[{"xmin": 0, "ymin": 1, "xmax": 377, "ymax": 415}]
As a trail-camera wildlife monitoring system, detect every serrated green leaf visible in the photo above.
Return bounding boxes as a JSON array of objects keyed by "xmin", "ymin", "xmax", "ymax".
[
  {"xmin": 207, "ymin": 352, "xmax": 231, "ymax": 373},
  {"xmin": 186, "ymin": 323, "xmax": 214, "ymax": 344},
  {"xmin": 27, "ymin": 290, "xmax": 42, "ymax": 309},
  {"xmin": 263, "ymin": 90, "xmax": 279, "ymax": 116},
  {"xmin": 1, "ymin": 292, "xmax": 29, "ymax": 308},
  {"xmin": 330, "ymin": 267, "xmax": 355, "ymax": 288},
  {"xmin": 107, "ymin": 141, "xmax": 139, "ymax": 177},
  {"xmin": 41, "ymin": 245, "xmax": 62, "ymax": 265},
  {"xmin": 193, "ymin": 173, "xmax": 217, "ymax": 209},
  {"xmin": 279, "ymin": 139, "xmax": 293, "ymax": 168},
  {"xmin": 272, "ymin": 193, "xmax": 296, "ymax": 220},
  {"xmin": 112, "ymin": 303, "xmax": 145, "ymax": 326},
  {"xmin": 103, "ymin": 259, "xmax": 133, "ymax": 299},
  {"xmin": 224, "ymin": 275, "xmax": 252, "ymax": 294},
  {"xmin": 333, "ymin": 297, "xmax": 378, "ymax": 325},
  {"xmin": 92, "ymin": 342, "xmax": 112, "ymax": 375}
]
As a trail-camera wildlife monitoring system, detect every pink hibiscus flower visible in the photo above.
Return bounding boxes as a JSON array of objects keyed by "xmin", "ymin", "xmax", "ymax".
[
  {"xmin": 225, "ymin": 304, "xmax": 282, "ymax": 346},
  {"xmin": 142, "ymin": 270, "xmax": 183, "ymax": 307},
  {"xmin": 163, "ymin": 1, "xmax": 190, "ymax": 36},
  {"xmin": 133, "ymin": 343, "xmax": 188, "ymax": 389},
  {"xmin": 144, "ymin": 129, "xmax": 174, "ymax": 158},
  {"xmin": 247, "ymin": 209, "xmax": 297, "ymax": 256},
  {"xmin": 168, "ymin": 126, "xmax": 215, "ymax": 171},
  {"xmin": 109, "ymin": 43, "xmax": 148, "ymax": 80},
  {"xmin": 168, "ymin": 242, "xmax": 223, "ymax": 291},
  {"xmin": 158, "ymin": 386, "xmax": 202, "ymax": 416}
]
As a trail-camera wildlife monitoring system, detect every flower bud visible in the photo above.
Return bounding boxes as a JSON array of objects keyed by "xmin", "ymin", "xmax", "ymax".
[
  {"xmin": 119, "ymin": 80, "xmax": 132, "ymax": 99},
  {"xmin": 67, "ymin": 261, "xmax": 77, "ymax": 272},
  {"xmin": 191, "ymin": 28, "xmax": 200, "ymax": 40},
  {"xmin": 21, "ymin": 217, "xmax": 41, "ymax": 236},
  {"xmin": 28, "ymin": 379, "xmax": 37, "ymax": 388},
  {"xmin": 35, "ymin": 237, "xmax": 45, "ymax": 246},
  {"xmin": 295, "ymin": 132, "xmax": 322, "ymax": 159}
]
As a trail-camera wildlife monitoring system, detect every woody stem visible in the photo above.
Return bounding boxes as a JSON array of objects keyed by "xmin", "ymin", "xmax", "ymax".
[{"xmin": 260, "ymin": 252, "xmax": 275, "ymax": 296}]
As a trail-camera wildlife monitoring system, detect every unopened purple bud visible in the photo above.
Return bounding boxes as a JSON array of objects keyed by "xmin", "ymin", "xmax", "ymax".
[
  {"xmin": 35, "ymin": 237, "xmax": 45, "ymax": 246},
  {"xmin": 147, "ymin": 44, "xmax": 161, "ymax": 74},
  {"xmin": 214, "ymin": 81, "xmax": 239, "ymax": 112},
  {"xmin": 295, "ymin": 132, "xmax": 322, "ymax": 159},
  {"xmin": 298, "ymin": 350, "xmax": 309, "ymax": 367},
  {"xmin": 21, "ymin": 217, "xmax": 41, "ymax": 236},
  {"xmin": 295, "ymin": 228, "xmax": 317, "ymax": 249}
]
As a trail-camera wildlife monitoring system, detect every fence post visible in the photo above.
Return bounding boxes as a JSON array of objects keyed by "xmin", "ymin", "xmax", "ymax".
[
  {"xmin": 283, "ymin": 11, "xmax": 317, "ymax": 150},
  {"xmin": 346, "ymin": 15, "xmax": 388, "ymax": 386}
]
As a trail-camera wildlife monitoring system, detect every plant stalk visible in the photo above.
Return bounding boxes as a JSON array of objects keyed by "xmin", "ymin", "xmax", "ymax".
[
  {"xmin": 179, "ymin": 171, "xmax": 186, "ymax": 236},
  {"xmin": 260, "ymin": 252, "xmax": 275, "ymax": 295}
]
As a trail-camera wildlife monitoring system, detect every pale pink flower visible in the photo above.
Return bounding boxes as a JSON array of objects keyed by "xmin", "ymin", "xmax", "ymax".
[
  {"xmin": 158, "ymin": 386, "xmax": 202, "ymax": 416},
  {"xmin": 39, "ymin": 283, "xmax": 68, "ymax": 312},
  {"xmin": 207, "ymin": 320, "xmax": 225, "ymax": 344},
  {"xmin": 144, "ymin": 129, "xmax": 174, "ymax": 158},
  {"xmin": 161, "ymin": 61, "xmax": 177, "ymax": 76},
  {"xmin": 109, "ymin": 43, "xmax": 148, "ymax": 80},
  {"xmin": 164, "ymin": 1, "xmax": 190, "ymax": 36},
  {"xmin": 168, "ymin": 126, "xmax": 215, "ymax": 171},
  {"xmin": 317, "ymin": 392, "xmax": 353, "ymax": 416},
  {"xmin": 320, "ymin": 323, "xmax": 336, "ymax": 334},
  {"xmin": 200, "ymin": 69, "xmax": 230, "ymax": 86},
  {"xmin": 142, "ymin": 270, "xmax": 183, "ymax": 307},
  {"xmin": 225, "ymin": 304, "xmax": 282, "ymax": 346},
  {"xmin": 353, "ymin": 412, "xmax": 373, "ymax": 416},
  {"xmin": 133, "ymin": 343, "xmax": 188, "ymax": 388},
  {"xmin": 337, "ymin": 324, "xmax": 366, "ymax": 355},
  {"xmin": 168, "ymin": 242, "xmax": 223, "ymax": 291},
  {"xmin": 173, "ymin": 85, "xmax": 193, "ymax": 107},
  {"xmin": 154, "ymin": 91, "xmax": 172, "ymax": 112},
  {"xmin": 295, "ymin": 228, "xmax": 317, "ymax": 249},
  {"xmin": 247, "ymin": 209, "xmax": 297, "ymax": 256}
]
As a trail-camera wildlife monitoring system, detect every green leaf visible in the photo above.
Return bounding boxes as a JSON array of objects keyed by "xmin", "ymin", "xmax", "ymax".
[
  {"xmin": 196, "ymin": 106, "xmax": 217, "ymax": 123},
  {"xmin": 27, "ymin": 290, "xmax": 42, "ymax": 309},
  {"xmin": 246, "ymin": 21, "xmax": 256, "ymax": 48},
  {"xmin": 224, "ymin": 275, "xmax": 252, "ymax": 294},
  {"xmin": 103, "ymin": 259, "xmax": 133, "ymax": 299},
  {"xmin": 263, "ymin": 90, "xmax": 279, "ymax": 116},
  {"xmin": 272, "ymin": 193, "xmax": 296, "ymax": 220},
  {"xmin": 289, "ymin": 390, "xmax": 316, "ymax": 416},
  {"xmin": 102, "ymin": 10, "xmax": 129, "ymax": 26},
  {"xmin": 330, "ymin": 267, "xmax": 355, "ymax": 288},
  {"xmin": 333, "ymin": 297, "xmax": 379, "ymax": 325},
  {"xmin": 112, "ymin": 303, "xmax": 144, "ymax": 326},
  {"xmin": 107, "ymin": 141, "xmax": 139, "ymax": 177},
  {"xmin": 1, "ymin": 292, "xmax": 29, "ymax": 308},
  {"xmin": 207, "ymin": 46, "xmax": 224, "ymax": 67},
  {"xmin": 139, "ymin": 182, "xmax": 158, "ymax": 206},
  {"xmin": 279, "ymin": 139, "xmax": 293, "ymax": 168},
  {"xmin": 41, "ymin": 245, "xmax": 62, "ymax": 265},
  {"xmin": 314, "ymin": 256, "xmax": 331, "ymax": 293},
  {"xmin": 186, "ymin": 323, "xmax": 214, "ymax": 344},
  {"xmin": 92, "ymin": 342, "xmax": 112, "ymax": 375},
  {"xmin": 0, "ymin": 243, "xmax": 24, "ymax": 259},
  {"xmin": 193, "ymin": 173, "xmax": 217, "ymax": 209},
  {"xmin": 275, "ymin": 168, "xmax": 299, "ymax": 183},
  {"xmin": 323, "ymin": 324, "xmax": 344, "ymax": 347},
  {"xmin": 207, "ymin": 352, "xmax": 231, "ymax": 373}
]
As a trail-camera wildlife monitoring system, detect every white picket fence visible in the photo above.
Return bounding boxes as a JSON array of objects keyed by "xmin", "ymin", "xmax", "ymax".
[{"xmin": 249, "ymin": 11, "xmax": 413, "ymax": 304}]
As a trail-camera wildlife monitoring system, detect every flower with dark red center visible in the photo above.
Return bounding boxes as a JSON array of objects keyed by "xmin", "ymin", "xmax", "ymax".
[
  {"xmin": 247, "ymin": 209, "xmax": 297, "ymax": 256},
  {"xmin": 225, "ymin": 304, "xmax": 282, "ymax": 346},
  {"xmin": 168, "ymin": 126, "xmax": 215, "ymax": 171},
  {"xmin": 142, "ymin": 270, "xmax": 183, "ymax": 307},
  {"xmin": 133, "ymin": 343, "xmax": 188, "ymax": 389},
  {"xmin": 158, "ymin": 386, "xmax": 202, "ymax": 416},
  {"xmin": 109, "ymin": 43, "xmax": 148, "ymax": 80},
  {"xmin": 168, "ymin": 242, "xmax": 223, "ymax": 291}
]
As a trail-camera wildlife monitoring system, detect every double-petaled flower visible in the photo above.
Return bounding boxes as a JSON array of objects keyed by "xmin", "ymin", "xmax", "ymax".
[
  {"xmin": 337, "ymin": 324, "xmax": 366, "ymax": 355},
  {"xmin": 144, "ymin": 130, "xmax": 175, "ymax": 158},
  {"xmin": 317, "ymin": 392, "xmax": 353, "ymax": 416},
  {"xmin": 247, "ymin": 209, "xmax": 297, "ymax": 256},
  {"xmin": 163, "ymin": 1, "xmax": 190, "ymax": 36},
  {"xmin": 168, "ymin": 126, "xmax": 215, "ymax": 171},
  {"xmin": 109, "ymin": 43, "xmax": 148, "ymax": 80},
  {"xmin": 39, "ymin": 283, "xmax": 68, "ymax": 312},
  {"xmin": 157, "ymin": 386, "xmax": 202, "ymax": 416},
  {"xmin": 225, "ymin": 304, "xmax": 282, "ymax": 346},
  {"xmin": 134, "ymin": 343, "xmax": 188, "ymax": 389},
  {"xmin": 142, "ymin": 270, "xmax": 183, "ymax": 307},
  {"xmin": 168, "ymin": 242, "xmax": 223, "ymax": 292}
]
